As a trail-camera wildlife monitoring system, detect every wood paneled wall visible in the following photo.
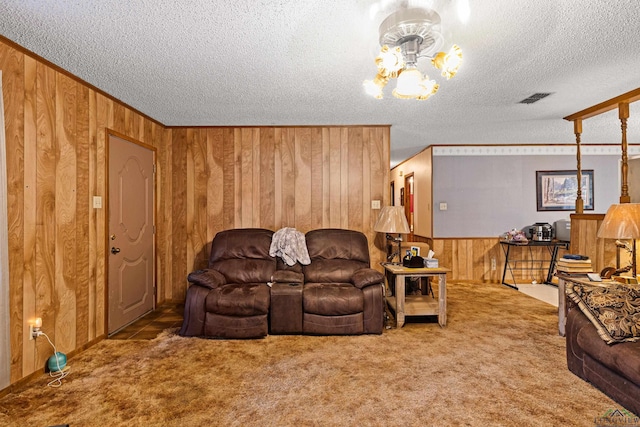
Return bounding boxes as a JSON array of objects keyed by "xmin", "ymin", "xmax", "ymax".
[
  {"xmin": 167, "ymin": 126, "xmax": 391, "ymax": 300},
  {"xmin": 430, "ymin": 237, "xmax": 568, "ymax": 284},
  {"xmin": 570, "ymin": 214, "xmax": 621, "ymax": 273},
  {"xmin": 431, "ymin": 238, "xmax": 502, "ymax": 283},
  {"xmin": 1, "ymin": 38, "xmax": 171, "ymax": 385},
  {"xmin": 418, "ymin": 217, "xmax": 628, "ymax": 285},
  {"xmin": 390, "ymin": 146, "xmax": 432, "ymax": 238},
  {"xmin": 1, "ymin": 36, "xmax": 390, "ymax": 388}
]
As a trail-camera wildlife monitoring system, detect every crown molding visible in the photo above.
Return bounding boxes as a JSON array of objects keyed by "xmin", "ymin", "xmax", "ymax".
[{"xmin": 432, "ymin": 145, "xmax": 640, "ymax": 156}]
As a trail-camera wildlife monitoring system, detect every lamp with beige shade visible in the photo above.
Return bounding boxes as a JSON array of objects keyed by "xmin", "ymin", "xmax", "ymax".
[
  {"xmin": 598, "ymin": 203, "xmax": 640, "ymax": 280},
  {"xmin": 373, "ymin": 206, "xmax": 411, "ymax": 264}
]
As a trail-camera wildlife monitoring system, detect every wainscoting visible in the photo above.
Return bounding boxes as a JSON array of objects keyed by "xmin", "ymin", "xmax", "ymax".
[
  {"xmin": 1, "ymin": 36, "xmax": 390, "ymax": 387},
  {"xmin": 1, "ymin": 38, "xmax": 170, "ymax": 384},
  {"xmin": 429, "ymin": 237, "xmax": 568, "ymax": 284},
  {"xmin": 428, "ymin": 214, "xmax": 628, "ymax": 286},
  {"xmin": 167, "ymin": 126, "xmax": 391, "ymax": 301}
]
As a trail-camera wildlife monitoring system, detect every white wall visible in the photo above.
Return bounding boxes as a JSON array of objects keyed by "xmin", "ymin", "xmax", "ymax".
[
  {"xmin": 630, "ymin": 156, "xmax": 640, "ymax": 203},
  {"xmin": 432, "ymin": 145, "xmax": 635, "ymax": 238}
]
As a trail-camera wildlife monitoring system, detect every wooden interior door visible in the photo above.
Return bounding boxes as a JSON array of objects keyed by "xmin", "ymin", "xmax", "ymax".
[
  {"xmin": 404, "ymin": 173, "xmax": 414, "ymax": 241},
  {"xmin": 108, "ymin": 134, "xmax": 155, "ymax": 334}
]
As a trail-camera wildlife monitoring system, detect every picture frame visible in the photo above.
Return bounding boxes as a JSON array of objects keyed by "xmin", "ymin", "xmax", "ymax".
[
  {"xmin": 536, "ymin": 170, "xmax": 594, "ymax": 211},
  {"xmin": 410, "ymin": 245, "xmax": 420, "ymax": 257}
]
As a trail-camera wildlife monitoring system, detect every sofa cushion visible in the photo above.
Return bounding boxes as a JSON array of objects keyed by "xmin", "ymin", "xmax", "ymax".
[
  {"xmin": 303, "ymin": 283, "xmax": 364, "ymax": 315},
  {"xmin": 351, "ymin": 268, "xmax": 385, "ymax": 289},
  {"xmin": 187, "ymin": 268, "xmax": 226, "ymax": 289},
  {"xmin": 205, "ymin": 283, "xmax": 270, "ymax": 316},
  {"xmin": 208, "ymin": 228, "xmax": 276, "ymax": 284},
  {"xmin": 304, "ymin": 259, "xmax": 370, "ymax": 284},
  {"xmin": 304, "ymin": 229, "xmax": 370, "ymax": 283},
  {"xmin": 567, "ymin": 281, "xmax": 640, "ymax": 344},
  {"xmin": 212, "ymin": 258, "xmax": 276, "ymax": 284},
  {"xmin": 577, "ymin": 318, "xmax": 640, "ymax": 385}
]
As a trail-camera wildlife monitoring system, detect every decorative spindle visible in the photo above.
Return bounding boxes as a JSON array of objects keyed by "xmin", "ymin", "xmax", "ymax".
[
  {"xmin": 574, "ymin": 119, "xmax": 583, "ymax": 214},
  {"xmin": 619, "ymin": 102, "xmax": 630, "ymax": 203}
]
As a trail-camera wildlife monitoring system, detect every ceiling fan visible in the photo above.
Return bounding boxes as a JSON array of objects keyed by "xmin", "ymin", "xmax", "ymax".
[{"xmin": 364, "ymin": 3, "xmax": 464, "ymax": 100}]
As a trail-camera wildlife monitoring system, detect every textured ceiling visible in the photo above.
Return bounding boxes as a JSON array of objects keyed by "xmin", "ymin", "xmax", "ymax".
[{"xmin": 2, "ymin": 0, "xmax": 640, "ymax": 166}]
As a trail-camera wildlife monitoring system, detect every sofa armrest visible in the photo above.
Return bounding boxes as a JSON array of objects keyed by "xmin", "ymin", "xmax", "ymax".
[
  {"xmin": 187, "ymin": 269, "xmax": 226, "ymax": 290},
  {"xmin": 351, "ymin": 268, "xmax": 384, "ymax": 289},
  {"xmin": 271, "ymin": 270, "xmax": 304, "ymax": 284}
]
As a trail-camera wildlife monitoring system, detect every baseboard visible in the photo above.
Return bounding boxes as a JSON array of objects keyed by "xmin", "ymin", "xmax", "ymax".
[{"xmin": 0, "ymin": 334, "xmax": 106, "ymax": 399}]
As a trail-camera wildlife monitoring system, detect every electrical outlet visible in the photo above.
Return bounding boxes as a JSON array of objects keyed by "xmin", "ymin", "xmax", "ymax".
[
  {"xmin": 93, "ymin": 196, "xmax": 102, "ymax": 209},
  {"xmin": 29, "ymin": 318, "xmax": 42, "ymax": 340},
  {"xmin": 491, "ymin": 258, "xmax": 497, "ymax": 271}
]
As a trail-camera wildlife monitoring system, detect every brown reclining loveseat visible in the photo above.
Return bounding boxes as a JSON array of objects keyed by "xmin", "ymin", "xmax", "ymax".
[{"xmin": 179, "ymin": 228, "xmax": 385, "ymax": 338}]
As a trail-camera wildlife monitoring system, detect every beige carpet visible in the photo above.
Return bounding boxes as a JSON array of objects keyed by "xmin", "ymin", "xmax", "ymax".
[{"xmin": 0, "ymin": 282, "xmax": 627, "ymax": 426}]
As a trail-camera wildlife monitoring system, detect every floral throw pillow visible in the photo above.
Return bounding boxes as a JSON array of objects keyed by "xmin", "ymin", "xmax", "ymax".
[{"xmin": 566, "ymin": 282, "xmax": 640, "ymax": 344}]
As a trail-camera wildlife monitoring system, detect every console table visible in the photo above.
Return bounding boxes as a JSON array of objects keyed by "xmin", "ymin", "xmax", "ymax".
[
  {"xmin": 382, "ymin": 263, "xmax": 449, "ymax": 328},
  {"xmin": 499, "ymin": 240, "xmax": 569, "ymax": 289}
]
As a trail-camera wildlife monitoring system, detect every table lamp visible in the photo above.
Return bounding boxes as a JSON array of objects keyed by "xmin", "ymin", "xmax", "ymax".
[
  {"xmin": 373, "ymin": 206, "xmax": 411, "ymax": 264},
  {"xmin": 597, "ymin": 203, "xmax": 640, "ymax": 278}
]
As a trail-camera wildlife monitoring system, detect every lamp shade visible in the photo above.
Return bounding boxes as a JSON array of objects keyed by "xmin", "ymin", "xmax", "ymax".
[
  {"xmin": 394, "ymin": 68, "xmax": 424, "ymax": 98},
  {"xmin": 374, "ymin": 206, "xmax": 410, "ymax": 234},
  {"xmin": 597, "ymin": 203, "xmax": 640, "ymax": 239}
]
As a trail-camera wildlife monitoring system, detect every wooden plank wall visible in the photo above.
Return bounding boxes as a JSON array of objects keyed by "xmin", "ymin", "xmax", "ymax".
[
  {"xmin": 430, "ymin": 237, "xmax": 569, "ymax": 284},
  {"xmin": 1, "ymin": 36, "xmax": 390, "ymax": 388},
  {"xmin": 1, "ymin": 38, "xmax": 170, "ymax": 385},
  {"xmin": 404, "ymin": 217, "xmax": 626, "ymax": 285},
  {"xmin": 168, "ymin": 126, "xmax": 391, "ymax": 300},
  {"xmin": 570, "ymin": 213, "xmax": 620, "ymax": 273}
]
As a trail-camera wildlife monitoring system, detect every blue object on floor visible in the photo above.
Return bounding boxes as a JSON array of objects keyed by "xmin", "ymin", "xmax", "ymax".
[{"xmin": 47, "ymin": 352, "xmax": 67, "ymax": 372}]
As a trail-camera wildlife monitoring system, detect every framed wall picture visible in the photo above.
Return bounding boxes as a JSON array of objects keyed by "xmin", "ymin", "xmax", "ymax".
[{"xmin": 536, "ymin": 170, "xmax": 594, "ymax": 211}]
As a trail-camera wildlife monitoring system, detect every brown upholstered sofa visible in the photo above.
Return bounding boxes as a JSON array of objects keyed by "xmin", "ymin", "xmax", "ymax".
[
  {"xmin": 179, "ymin": 228, "xmax": 385, "ymax": 338},
  {"xmin": 299, "ymin": 229, "xmax": 385, "ymax": 335},
  {"xmin": 179, "ymin": 228, "xmax": 276, "ymax": 338},
  {"xmin": 565, "ymin": 285, "xmax": 640, "ymax": 415}
]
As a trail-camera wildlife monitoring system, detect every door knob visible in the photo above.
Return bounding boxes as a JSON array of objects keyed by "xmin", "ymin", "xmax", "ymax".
[{"xmin": 111, "ymin": 247, "xmax": 121, "ymax": 254}]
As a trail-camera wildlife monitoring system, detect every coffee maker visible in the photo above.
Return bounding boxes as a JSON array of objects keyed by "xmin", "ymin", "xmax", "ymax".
[{"xmin": 529, "ymin": 222, "xmax": 553, "ymax": 241}]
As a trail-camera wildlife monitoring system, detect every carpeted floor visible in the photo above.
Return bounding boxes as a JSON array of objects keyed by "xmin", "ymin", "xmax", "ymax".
[{"xmin": 0, "ymin": 282, "xmax": 629, "ymax": 426}]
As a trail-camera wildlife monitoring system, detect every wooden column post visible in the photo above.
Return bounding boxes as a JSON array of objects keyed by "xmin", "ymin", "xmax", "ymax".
[
  {"xmin": 619, "ymin": 102, "xmax": 631, "ymax": 203},
  {"xmin": 574, "ymin": 119, "xmax": 584, "ymax": 214}
]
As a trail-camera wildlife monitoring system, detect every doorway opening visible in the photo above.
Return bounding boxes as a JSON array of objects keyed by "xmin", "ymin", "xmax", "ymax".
[{"xmin": 404, "ymin": 173, "xmax": 414, "ymax": 241}]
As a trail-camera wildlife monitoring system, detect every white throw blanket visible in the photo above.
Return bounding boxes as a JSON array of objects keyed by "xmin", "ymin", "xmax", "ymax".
[{"xmin": 269, "ymin": 227, "xmax": 311, "ymax": 266}]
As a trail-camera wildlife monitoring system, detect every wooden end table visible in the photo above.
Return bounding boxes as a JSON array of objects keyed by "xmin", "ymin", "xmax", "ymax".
[{"xmin": 382, "ymin": 263, "xmax": 450, "ymax": 328}]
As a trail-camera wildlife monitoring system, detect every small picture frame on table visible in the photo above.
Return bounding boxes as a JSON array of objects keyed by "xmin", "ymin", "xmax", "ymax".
[{"xmin": 410, "ymin": 246, "xmax": 420, "ymax": 257}]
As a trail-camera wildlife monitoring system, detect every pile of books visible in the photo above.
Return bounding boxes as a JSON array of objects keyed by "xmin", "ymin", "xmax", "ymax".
[{"xmin": 556, "ymin": 256, "xmax": 593, "ymax": 274}]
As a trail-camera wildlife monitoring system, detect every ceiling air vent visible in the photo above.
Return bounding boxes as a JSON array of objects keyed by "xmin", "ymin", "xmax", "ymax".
[{"xmin": 518, "ymin": 92, "xmax": 553, "ymax": 104}]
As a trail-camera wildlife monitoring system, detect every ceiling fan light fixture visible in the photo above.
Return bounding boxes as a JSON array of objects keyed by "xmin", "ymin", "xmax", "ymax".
[
  {"xmin": 365, "ymin": 6, "xmax": 463, "ymax": 100},
  {"xmin": 392, "ymin": 67, "xmax": 439, "ymax": 100},
  {"xmin": 363, "ymin": 72, "xmax": 389, "ymax": 99},
  {"xmin": 376, "ymin": 45, "xmax": 404, "ymax": 77},
  {"xmin": 432, "ymin": 44, "xmax": 463, "ymax": 79},
  {"xmin": 393, "ymin": 67, "xmax": 424, "ymax": 98},
  {"xmin": 418, "ymin": 79, "xmax": 439, "ymax": 100}
]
